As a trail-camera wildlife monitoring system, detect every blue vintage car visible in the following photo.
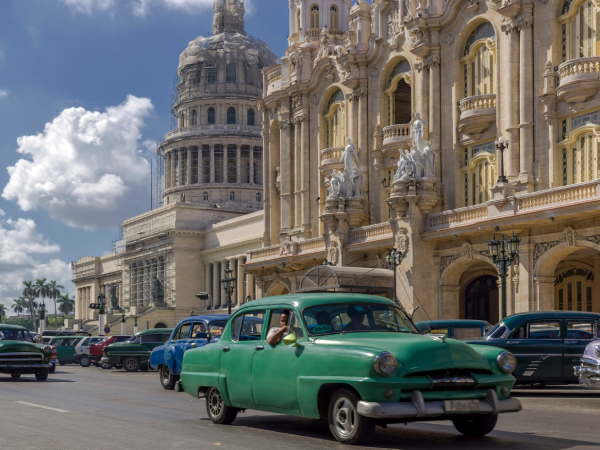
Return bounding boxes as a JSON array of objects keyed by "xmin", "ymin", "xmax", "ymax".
[{"xmin": 150, "ymin": 314, "xmax": 230, "ymax": 390}]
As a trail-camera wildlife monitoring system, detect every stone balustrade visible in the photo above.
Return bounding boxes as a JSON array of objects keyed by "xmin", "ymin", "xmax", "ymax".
[
  {"xmin": 297, "ymin": 237, "xmax": 326, "ymax": 254},
  {"xmin": 307, "ymin": 28, "xmax": 320, "ymax": 38},
  {"xmin": 320, "ymin": 147, "xmax": 344, "ymax": 163},
  {"xmin": 163, "ymin": 124, "xmax": 261, "ymax": 143},
  {"xmin": 517, "ymin": 180, "xmax": 600, "ymax": 211},
  {"xmin": 558, "ymin": 56, "xmax": 600, "ymax": 82},
  {"xmin": 459, "ymin": 94, "xmax": 496, "ymax": 114},
  {"xmin": 349, "ymin": 222, "xmax": 393, "ymax": 244},
  {"xmin": 328, "ymin": 29, "xmax": 345, "ymax": 36},
  {"xmin": 457, "ymin": 94, "xmax": 497, "ymax": 136},
  {"xmin": 382, "ymin": 123, "xmax": 411, "ymax": 146},
  {"xmin": 289, "ymin": 33, "xmax": 299, "ymax": 44},
  {"xmin": 246, "ymin": 236, "xmax": 326, "ymax": 263},
  {"xmin": 247, "ymin": 244, "xmax": 281, "ymax": 261},
  {"xmin": 556, "ymin": 56, "xmax": 600, "ymax": 104},
  {"xmin": 427, "ymin": 205, "xmax": 489, "ymax": 232}
]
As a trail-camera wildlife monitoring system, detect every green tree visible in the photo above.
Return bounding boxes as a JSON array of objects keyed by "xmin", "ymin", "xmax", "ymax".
[
  {"xmin": 47, "ymin": 280, "xmax": 65, "ymax": 330},
  {"xmin": 22, "ymin": 281, "xmax": 37, "ymax": 330},
  {"xmin": 34, "ymin": 278, "xmax": 50, "ymax": 328},
  {"xmin": 11, "ymin": 298, "xmax": 25, "ymax": 318},
  {"xmin": 0, "ymin": 304, "xmax": 5, "ymax": 323},
  {"xmin": 57, "ymin": 293, "xmax": 75, "ymax": 316}
]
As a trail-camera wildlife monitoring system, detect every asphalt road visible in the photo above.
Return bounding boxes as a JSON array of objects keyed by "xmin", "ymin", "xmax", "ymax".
[{"xmin": 1, "ymin": 366, "xmax": 599, "ymax": 450}]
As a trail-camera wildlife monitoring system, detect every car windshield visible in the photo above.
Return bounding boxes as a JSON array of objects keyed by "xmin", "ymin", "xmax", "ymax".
[
  {"xmin": 303, "ymin": 303, "xmax": 418, "ymax": 336},
  {"xmin": 0, "ymin": 329, "xmax": 32, "ymax": 341},
  {"xmin": 208, "ymin": 321, "xmax": 227, "ymax": 337},
  {"xmin": 127, "ymin": 335, "xmax": 140, "ymax": 343},
  {"xmin": 485, "ymin": 323, "xmax": 507, "ymax": 339}
]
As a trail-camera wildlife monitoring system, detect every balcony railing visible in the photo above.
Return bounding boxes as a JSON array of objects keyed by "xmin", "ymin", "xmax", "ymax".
[
  {"xmin": 556, "ymin": 56, "xmax": 600, "ymax": 104},
  {"xmin": 457, "ymin": 94, "xmax": 496, "ymax": 136},
  {"xmin": 297, "ymin": 237, "xmax": 326, "ymax": 254},
  {"xmin": 289, "ymin": 33, "xmax": 299, "ymax": 44},
  {"xmin": 427, "ymin": 205, "xmax": 489, "ymax": 232},
  {"xmin": 459, "ymin": 94, "xmax": 496, "ymax": 115},
  {"xmin": 517, "ymin": 180, "xmax": 600, "ymax": 211},
  {"xmin": 349, "ymin": 223, "xmax": 393, "ymax": 244},
  {"xmin": 558, "ymin": 56, "xmax": 600, "ymax": 82},
  {"xmin": 164, "ymin": 124, "xmax": 262, "ymax": 142},
  {"xmin": 321, "ymin": 147, "xmax": 344, "ymax": 164},
  {"xmin": 382, "ymin": 123, "xmax": 411, "ymax": 146},
  {"xmin": 246, "ymin": 237, "xmax": 326, "ymax": 263}
]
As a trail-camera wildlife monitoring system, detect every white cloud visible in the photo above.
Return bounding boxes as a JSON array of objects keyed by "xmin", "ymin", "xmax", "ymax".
[
  {"xmin": 2, "ymin": 95, "xmax": 154, "ymax": 230},
  {"xmin": 131, "ymin": 0, "xmax": 218, "ymax": 17},
  {"xmin": 0, "ymin": 90, "xmax": 8, "ymax": 98},
  {"xmin": 0, "ymin": 218, "xmax": 72, "ymax": 313},
  {"xmin": 60, "ymin": 0, "xmax": 115, "ymax": 15}
]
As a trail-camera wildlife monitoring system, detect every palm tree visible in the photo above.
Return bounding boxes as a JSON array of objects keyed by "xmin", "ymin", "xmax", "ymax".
[
  {"xmin": 22, "ymin": 281, "xmax": 37, "ymax": 329},
  {"xmin": 57, "ymin": 294, "xmax": 75, "ymax": 316},
  {"xmin": 11, "ymin": 298, "xmax": 25, "ymax": 318},
  {"xmin": 34, "ymin": 278, "xmax": 50, "ymax": 328},
  {"xmin": 47, "ymin": 280, "xmax": 65, "ymax": 330},
  {"xmin": 0, "ymin": 304, "xmax": 5, "ymax": 323}
]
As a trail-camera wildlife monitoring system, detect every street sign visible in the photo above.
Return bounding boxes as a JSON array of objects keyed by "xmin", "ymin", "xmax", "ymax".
[{"xmin": 104, "ymin": 326, "xmax": 110, "ymax": 334}]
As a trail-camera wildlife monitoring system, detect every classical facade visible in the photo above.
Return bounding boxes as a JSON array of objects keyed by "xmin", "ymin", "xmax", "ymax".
[
  {"xmin": 70, "ymin": 0, "xmax": 275, "ymax": 335},
  {"xmin": 242, "ymin": 0, "xmax": 600, "ymax": 322}
]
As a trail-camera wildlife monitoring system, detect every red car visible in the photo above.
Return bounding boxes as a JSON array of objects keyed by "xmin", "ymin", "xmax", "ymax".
[{"xmin": 89, "ymin": 335, "xmax": 130, "ymax": 369}]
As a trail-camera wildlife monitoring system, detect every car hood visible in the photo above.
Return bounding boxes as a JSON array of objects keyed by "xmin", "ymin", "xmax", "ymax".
[
  {"xmin": 312, "ymin": 332, "xmax": 493, "ymax": 373},
  {"xmin": 0, "ymin": 341, "xmax": 42, "ymax": 353}
]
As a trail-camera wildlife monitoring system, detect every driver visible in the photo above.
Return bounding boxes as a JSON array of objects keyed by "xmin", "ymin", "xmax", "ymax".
[
  {"xmin": 267, "ymin": 311, "xmax": 289, "ymax": 346},
  {"xmin": 344, "ymin": 305, "xmax": 367, "ymax": 332}
]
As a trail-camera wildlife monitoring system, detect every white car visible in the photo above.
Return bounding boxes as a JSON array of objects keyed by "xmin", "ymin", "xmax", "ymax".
[{"xmin": 76, "ymin": 337, "xmax": 107, "ymax": 367}]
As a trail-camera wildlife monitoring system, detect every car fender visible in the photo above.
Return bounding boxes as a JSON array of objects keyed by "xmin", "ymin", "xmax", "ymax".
[{"xmin": 149, "ymin": 344, "xmax": 166, "ymax": 371}]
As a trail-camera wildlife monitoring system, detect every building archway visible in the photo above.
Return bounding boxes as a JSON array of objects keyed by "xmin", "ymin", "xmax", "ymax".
[
  {"xmin": 267, "ymin": 284, "xmax": 290, "ymax": 296},
  {"xmin": 154, "ymin": 322, "xmax": 168, "ymax": 328},
  {"xmin": 464, "ymin": 275, "xmax": 499, "ymax": 323}
]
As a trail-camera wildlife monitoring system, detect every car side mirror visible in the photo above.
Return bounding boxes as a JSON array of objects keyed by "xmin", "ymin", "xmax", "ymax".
[
  {"xmin": 191, "ymin": 343, "xmax": 197, "ymax": 348},
  {"xmin": 283, "ymin": 333, "xmax": 300, "ymax": 347}
]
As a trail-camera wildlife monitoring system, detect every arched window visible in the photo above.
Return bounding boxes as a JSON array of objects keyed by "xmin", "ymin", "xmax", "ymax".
[
  {"xmin": 247, "ymin": 109, "xmax": 255, "ymax": 126},
  {"xmin": 558, "ymin": 110, "xmax": 600, "ymax": 186},
  {"xmin": 461, "ymin": 140, "xmax": 496, "ymax": 206},
  {"xmin": 227, "ymin": 107, "xmax": 236, "ymax": 124},
  {"xmin": 555, "ymin": 267, "xmax": 594, "ymax": 311},
  {"xmin": 296, "ymin": 8, "xmax": 301, "ymax": 31},
  {"xmin": 310, "ymin": 4, "xmax": 319, "ymax": 29},
  {"xmin": 560, "ymin": 0, "xmax": 600, "ymax": 63},
  {"xmin": 203, "ymin": 191, "xmax": 209, "ymax": 201},
  {"xmin": 324, "ymin": 89, "xmax": 346, "ymax": 148},
  {"xmin": 330, "ymin": 5, "xmax": 339, "ymax": 30},
  {"xmin": 256, "ymin": 192, "xmax": 262, "ymax": 202},
  {"xmin": 207, "ymin": 107, "xmax": 216, "ymax": 124},
  {"xmin": 179, "ymin": 112, "xmax": 185, "ymax": 128},
  {"xmin": 226, "ymin": 63, "xmax": 236, "ymax": 83},
  {"xmin": 461, "ymin": 22, "xmax": 496, "ymax": 99},
  {"xmin": 385, "ymin": 59, "xmax": 412, "ymax": 126},
  {"xmin": 191, "ymin": 110, "xmax": 197, "ymax": 126},
  {"xmin": 230, "ymin": 191, "xmax": 235, "ymax": 200}
]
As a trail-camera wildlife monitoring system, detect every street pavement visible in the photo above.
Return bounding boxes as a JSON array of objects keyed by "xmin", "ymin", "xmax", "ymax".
[{"xmin": 1, "ymin": 366, "xmax": 599, "ymax": 450}]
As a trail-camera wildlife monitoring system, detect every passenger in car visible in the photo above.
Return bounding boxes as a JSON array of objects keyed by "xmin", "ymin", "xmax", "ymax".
[{"xmin": 344, "ymin": 305, "xmax": 368, "ymax": 332}]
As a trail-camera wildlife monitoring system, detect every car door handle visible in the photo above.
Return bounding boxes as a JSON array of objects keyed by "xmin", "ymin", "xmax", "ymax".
[
  {"xmin": 507, "ymin": 341, "xmax": 520, "ymax": 344},
  {"xmin": 255, "ymin": 345, "xmax": 264, "ymax": 350},
  {"xmin": 221, "ymin": 346, "xmax": 230, "ymax": 352},
  {"xmin": 564, "ymin": 340, "xmax": 579, "ymax": 344}
]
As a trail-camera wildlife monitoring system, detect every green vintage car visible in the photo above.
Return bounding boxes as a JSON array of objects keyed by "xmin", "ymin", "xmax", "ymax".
[
  {"xmin": 49, "ymin": 336, "xmax": 84, "ymax": 365},
  {"xmin": 463, "ymin": 311, "xmax": 600, "ymax": 386},
  {"xmin": 180, "ymin": 294, "xmax": 521, "ymax": 445},
  {"xmin": 101, "ymin": 328, "xmax": 173, "ymax": 372},
  {"xmin": 0, "ymin": 324, "xmax": 53, "ymax": 381}
]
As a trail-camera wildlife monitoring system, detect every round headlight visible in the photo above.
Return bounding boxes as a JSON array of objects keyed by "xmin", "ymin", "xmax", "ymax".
[
  {"xmin": 374, "ymin": 352, "xmax": 397, "ymax": 376},
  {"xmin": 497, "ymin": 351, "xmax": 517, "ymax": 373},
  {"xmin": 42, "ymin": 345, "xmax": 52, "ymax": 354}
]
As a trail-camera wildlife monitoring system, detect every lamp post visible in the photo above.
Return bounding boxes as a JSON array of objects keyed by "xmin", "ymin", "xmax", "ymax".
[
  {"xmin": 39, "ymin": 303, "xmax": 46, "ymax": 333},
  {"xmin": 487, "ymin": 232, "xmax": 520, "ymax": 319},
  {"xmin": 121, "ymin": 312, "xmax": 126, "ymax": 335},
  {"xmin": 97, "ymin": 293, "xmax": 106, "ymax": 336},
  {"xmin": 134, "ymin": 314, "xmax": 138, "ymax": 335},
  {"xmin": 220, "ymin": 261, "xmax": 236, "ymax": 314},
  {"xmin": 386, "ymin": 248, "xmax": 405, "ymax": 305},
  {"xmin": 246, "ymin": 295, "xmax": 252, "ymax": 303},
  {"xmin": 494, "ymin": 136, "xmax": 509, "ymax": 183}
]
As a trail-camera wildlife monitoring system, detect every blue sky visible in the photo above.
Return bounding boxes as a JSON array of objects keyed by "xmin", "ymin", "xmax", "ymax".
[{"xmin": 0, "ymin": 0, "xmax": 290, "ymax": 310}]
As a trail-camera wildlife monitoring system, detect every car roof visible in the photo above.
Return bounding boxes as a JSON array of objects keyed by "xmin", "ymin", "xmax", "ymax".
[
  {"xmin": 177, "ymin": 315, "xmax": 231, "ymax": 324},
  {"xmin": 237, "ymin": 293, "xmax": 398, "ymax": 312},
  {"xmin": 50, "ymin": 335, "xmax": 83, "ymax": 341},
  {"xmin": 0, "ymin": 324, "xmax": 28, "ymax": 331},
  {"xmin": 135, "ymin": 328, "xmax": 174, "ymax": 336},
  {"xmin": 415, "ymin": 320, "xmax": 491, "ymax": 328},
  {"xmin": 503, "ymin": 311, "xmax": 600, "ymax": 328}
]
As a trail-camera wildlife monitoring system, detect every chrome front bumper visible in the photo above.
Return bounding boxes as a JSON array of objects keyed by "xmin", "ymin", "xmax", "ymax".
[
  {"xmin": 357, "ymin": 389, "xmax": 522, "ymax": 419},
  {"xmin": 574, "ymin": 361, "xmax": 600, "ymax": 390},
  {"xmin": 0, "ymin": 363, "xmax": 53, "ymax": 368}
]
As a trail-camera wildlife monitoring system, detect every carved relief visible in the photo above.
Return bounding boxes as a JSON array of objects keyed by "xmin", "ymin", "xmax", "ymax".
[
  {"xmin": 328, "ymin": 240, "xmax": 340, "ymax": 265},
  {"xmin": 395, "ymin": 227, "xmax": 409, "ymax": 254}
]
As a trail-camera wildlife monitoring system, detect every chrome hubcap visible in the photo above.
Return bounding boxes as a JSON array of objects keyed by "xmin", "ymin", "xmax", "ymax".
[
  {"xmin": 162, "ymin": 367, "xmax": 170, "ymax": 383},
  {"xmin": 208, "ymin": 389, "xmax": 223, "ymax": 418},
  {"xmin": 126, "ymin": 360, "xmax": 136, "ymax": 369},
  {"xmin": 333, "ymin": 397, "xmax": 356, "ymax": 437}
]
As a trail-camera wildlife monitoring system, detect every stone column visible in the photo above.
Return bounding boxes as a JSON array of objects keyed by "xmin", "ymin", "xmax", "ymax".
[
  {"xmin": 549, "ymin": 118, "xmax": 559, "ymax": 187},
  {"xmin": 205, "ymin": 264, "xmax": 212, "ymax": 309},
  {"xmin": 300, "ymin": 115, "xmax": 311, "ymax": 236},
  {"xmin": 428, "ymin": 51, "xmax": 441, "ymax": 181},
  {"xmin": 213, "ymin": 261, "xmax": 220, "ymax": 308},
  {"xmin": 181, "ymin": 148, "xmax": 186, "ymax": 186},
  {"xmin": 535, "ymin": 277, "xmax": 555, "ymax": 311},
  {"xmin": 294, "ymin": 118, "xmax": 302, "ymax": 229},
  {"xmin": 250, "ymin": 145, "xmax": 255, "ymax": 185},
  {"xmin": 502, "ymin": 21, "xmax": 520, "ymax": 178},
  {"xmin": 593, "ymin": 257, "xmax": 600, "ymax": 313},
  {"xmin": 209, "ymin": 145, "xmax": 215, "ymax": 183},
  {"xmin": 237, "ymin": 257, "xmax": 244, "ymax": 306},
  {"xmin": 220, "ymin": 261, "xmax": 227, "ymax": 310},
  {"xmin": 350, "ymin": 92, "xmax": 359, "ymax": 152},
  {"xmin": 280, "ymin": 122, "xmax": 292, "ymax": 234},
  {"xmin": 519, "ymin": 11, "xmax": 534, "ymax": 181},
  {"xmin": 223, "ymin": 145, "xmax": 228, "ymax": 184},
  {"xmin": 247, "ymin": 270, "xmax": 254, "ymax": 301},
  {"xmin": 164, "ymin": 153, "xmax": 169, "ymax": 189},
  {"xmin": 237, "ymin": 145, "xmax": 242, "ymax": 183},
  {"xmin": 187, "ymin": 146, "xmax": 192, "ymax": 186},
  {"xmin": 171, "ymin": 150, "xmax": 177, "ymax": 187},
  {"xmin": 74, "ymin": 288, "xmax": 80, "ymax": 320}
]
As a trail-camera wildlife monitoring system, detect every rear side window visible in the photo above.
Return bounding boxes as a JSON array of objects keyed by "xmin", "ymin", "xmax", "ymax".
[
  {"xmin": 81, "ymin": 338, "xmax": 91, "ymax": 346},
  {"xmin": 113, "ymin": 336, "xmax": 129, "ymax": 343},
  {"xmin": 427, "ymin": 328, "xmax": 449, "ymax": 337},
  {"xmin": 567, "ymin": 322, "xmax": 596, "ymax": 340},
  {"xmin": 513, "ymin": 321, "xmax": 561, "ymax": 339},
  {"xmin": 141, "ymin": 334, "xmax": 163, "ymax": 343},
  {"xmin": 454, "ymin": 327, "xmax": 483, "ymax": 339}
]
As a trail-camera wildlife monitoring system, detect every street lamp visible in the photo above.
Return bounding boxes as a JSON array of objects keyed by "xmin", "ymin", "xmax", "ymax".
[
  {"xmin": 220, "ymin": 261, "xmax": 236, "ymax": 314},
  {"xmin": 246, "ymin": 295, "xmax": 252, "ymax": 303},
  {"xmin": 487, "ymin": 232, "xmax": 520, "ymax": 319},
  {"xmin": 494, "ymin": 136, "xmax": 509, "ymax": 183},
  {"xmin": 386, "ymin": 248, "xmax": 405, "ymax": 304},
  {"xmin": 190, "ymin": 309, "xmax": 194, "ymax": 317},
  {"xmin": 321, "ymin": 259, "xmax": 333, "ymax": 266}
]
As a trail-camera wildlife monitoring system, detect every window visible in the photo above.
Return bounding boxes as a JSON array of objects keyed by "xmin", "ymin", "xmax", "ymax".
[
  {"xmin": 207, "ymin": 66, "xmax": 217, "ymax": 83},
  {"xmin": 385, "ymin": 59, "xmax": 412, "ymax": 125},
  {"xmin": 203, "ymin": 191, "xmax": 209, "ymax": 201},
  {"xmin": 191, "ymin": 146, "xmax": 198, "ymax": 184},
  {"xmin": 174, "ymin": 323, "xmax": 191, "ymax": 340},
  {"xmin": 227, "ymin": 145, "xmax": 237, "ymax": 183},
  {"xmin": 201, "ymin": 145, "xmax": 211, "ymax": 183},
  {"xmin": 558, "ymin": 118, "xmax": 600, "ymax": 186},
  {"xmin": 227, "ymin": 107, "xmax": 236, "ymax": 124},
  {"xmin": 226, "ymin": 63, "xmax": 237, "ymax": 83},
  {"xmin": 324, "ymin": 89, "xmax": 346, "ymax": 148},
  {"xmin": 512, "ymin": 321, "xmax": 562, "ymax": 339},
  {"xmin": 231, "ymin": 311, "xmax": 266, "ymax": 341},
  {"xmin": 486, "ymin": 323, "xmax": 506, "ymax": 339},
  {"xmin": 330, "ymin": 5, "xmax": 339, "ymax": 30},
  {"xmin": 81, "ymin": 338, "xmax": 91, "ymax": 346},
  {"xmin": 253, "ymin": 147, "xmax": 263, "ymax": 184},
  {"xmin": 191, "ymin": 110, "xmax": 197, "ymax": 126},
  {"xmin": 555, "ymin": 267, "xmax": 594, "ymax": 310},
  {"xmin": 256, "ymin": 192, "xmax": 262, "ymax": 202},
  {"xmin": 268, "ymin": 310, "xmax": 304, "ymax": 340},
  {"xmin": 310, "ymin": 4, "xmax": 319, "ymax": 29},
  {"xmin": 454, "ymin": 328, "xmax": 484, "ymax": 339},
  {"xmin": 567, "ymin": 322, "xmax": 596, "ymax": 340},
  {"xmin": 461, "ymin": 22, "xmax": 496, "ymax": 99},
  {"xmin": 247, "ymin": 109, "xmax": 255, "ymax": 126},
  {"xmin": 141, "ymin": 333, "xmax": 163, "ymax": 343},
  {"xmin": 214, "ymin": 144, "xmax": 224, "ymax": 183},
  {"xmin": 241, "ymin": 145, "xmax": 250, "ymax": 183},
  {"xmin": 560, "ymin": 0, "xmax": 600, "ymax": 63},
  {"xmin": 230, "ymin": 191, "xmax": 235, "ymax": 200},
  {"xmin": 462, "ymin": 140, "xmax": 496, "ymax": 206},
  {"xmin": 207, "ymin": 107, "xmax": 216, "ymax": 125},
  {"xmin": 113, "ymin": 336, "xmax": 128, "ymax": 343},
  {"xmin": 296, "ymin": 8, "xmax": 301, "ymax": 31},
  {"xmin": 427, "ymin": 328, "xmax": 449, "ymax": 337}
]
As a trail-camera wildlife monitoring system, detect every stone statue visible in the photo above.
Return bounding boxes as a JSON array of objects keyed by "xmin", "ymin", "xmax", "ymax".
[
  {"xmin": 340, "ymin": 138, "xmax": 359, "ymax": 198},
  {"xmin": 410, "ymin": 144, "xmax": 424, "ymax": 179},
  {"xmin": 412, "ymin": 112, "xmax": 428, "ymax": 154},
  {"xmin": 423, "ymin": 141, "xmax": 435, "ymax": 178},
  {"xmin": 352, "ymin": 167, "xmax": 363, "ymax": 198},
  {"xmin": 339, "ymin": 170, "xmax": 354, "ymax": 199},
  {"xmin": 327, "ymin": 169, "xmax": 342, "ymax": 200}
]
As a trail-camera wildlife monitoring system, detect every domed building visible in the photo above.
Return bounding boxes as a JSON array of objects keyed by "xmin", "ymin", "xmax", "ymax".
[
  {"xmin": 69, "ymin": 0, "xmax": 276, "ymax": 335},
  {"xmin": 161, "ymin": 0, "xmax": 277, "ymax": 213}
]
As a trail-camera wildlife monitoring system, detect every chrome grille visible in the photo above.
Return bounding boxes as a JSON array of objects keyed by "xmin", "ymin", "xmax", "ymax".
[{"xmin": 0, "ymin": 352, "xmax": 43, "ymax": 362}]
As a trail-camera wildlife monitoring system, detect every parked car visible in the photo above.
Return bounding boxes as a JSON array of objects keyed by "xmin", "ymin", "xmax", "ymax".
[
  {"xmin": 89, "ymin": 335, "xmax": 130, "ymax": 368},
  {"xmin": 48, "ymin": 336, "xmax": 84, "ymax": 365},
  {"xmin": 48, "ymin": 344, "xmax": 58, "ymax": 373},
  {"xmin": 0, "ymin": 324, "xmax": 54, "ymax": 381},
  {"xmin": 76, "ymin": 336, "xmax": 108, "ymax": 367},
  {"xmin": 101, "ymin": 328, "xmax": 173, "ymax": 372},
  {"xmin": 180, "ymin": 294, "xmax": 521, "ymax": 445},
  {"xmin": 574, "ymin": 339, "xmax": 600, "ymax": 389},
  {"xmin": 463, "ymin": 311, "xmax": 600, "ymax": 386},
  {"xmin": 42, "ymin": 330, "xmax": 90, "ymax": 344},
  {"xmin": 415, "ymin": 320, "xmax": 492, "ymax": 339},
  {"xmin": 150, "ymin": 315, "xmax": 230, "ymax": 390}
]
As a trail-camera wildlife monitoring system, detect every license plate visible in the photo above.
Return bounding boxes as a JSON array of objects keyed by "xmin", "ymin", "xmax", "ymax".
[{"xmin": 444, "ymin": 400, "xmax": 481, "ymax": 413}]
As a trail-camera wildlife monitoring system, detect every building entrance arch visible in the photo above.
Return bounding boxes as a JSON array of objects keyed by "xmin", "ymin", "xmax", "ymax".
[{"xmin": 464, "ymin": 275, "xmax": 499, "ymax": 323}]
